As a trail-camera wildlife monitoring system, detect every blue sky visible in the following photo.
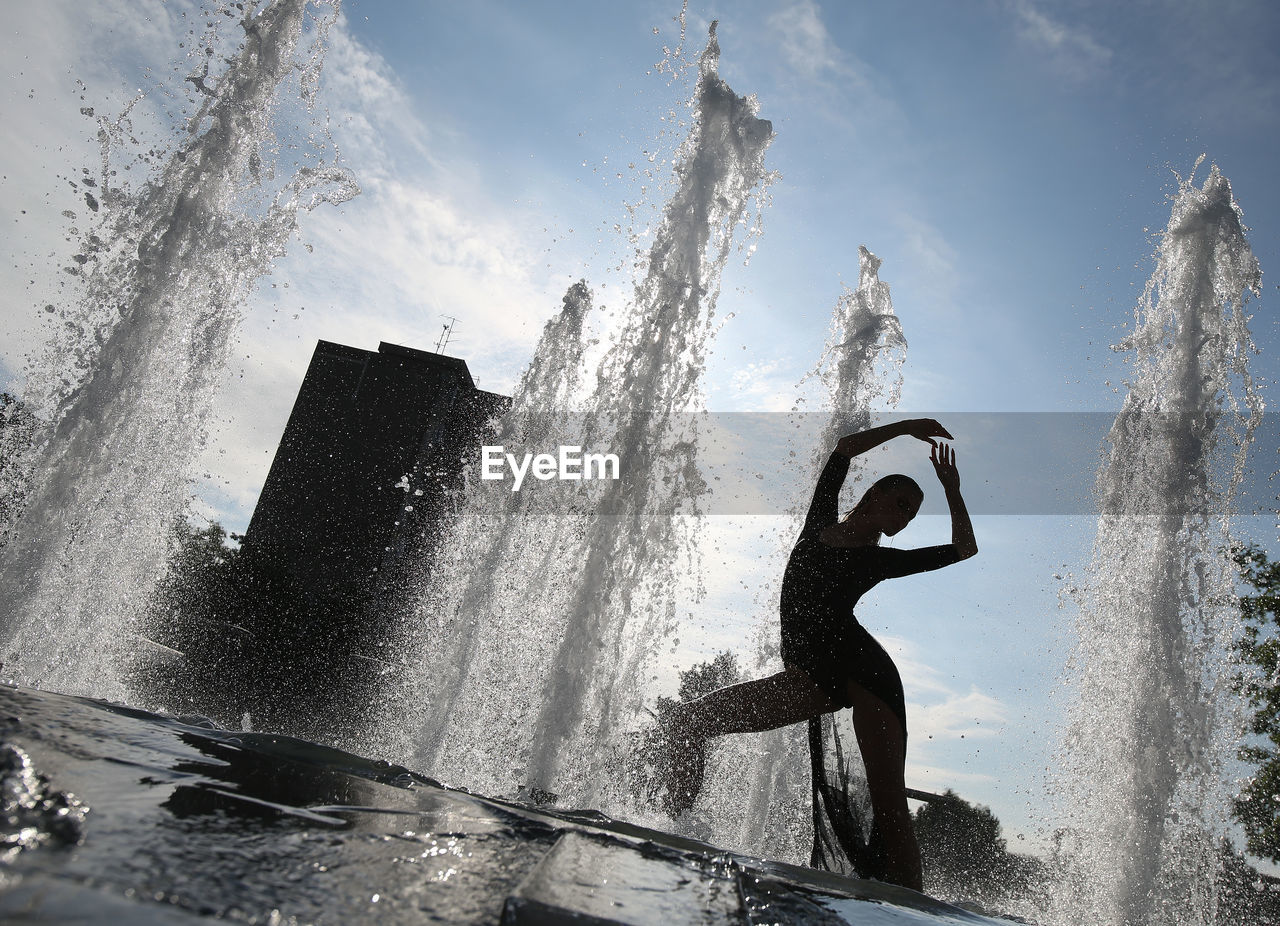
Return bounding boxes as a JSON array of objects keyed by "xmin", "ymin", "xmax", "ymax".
[{"xmin": 2, "ymin": 0, "xmax": 1278, "ymax": 858}]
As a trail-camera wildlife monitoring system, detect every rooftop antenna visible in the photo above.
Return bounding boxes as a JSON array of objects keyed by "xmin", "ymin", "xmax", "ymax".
[{"xmin": 435, "ymin": 316, "xmax": 459, "ymax": 354}]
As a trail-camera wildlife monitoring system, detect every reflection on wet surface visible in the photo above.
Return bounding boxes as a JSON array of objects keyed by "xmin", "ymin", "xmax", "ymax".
[{"xmin": 0, "ymin": 684, "xmax": 558, "ymax": 923}]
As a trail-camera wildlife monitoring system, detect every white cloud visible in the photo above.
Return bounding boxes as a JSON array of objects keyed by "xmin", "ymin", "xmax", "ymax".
[
  {"xmin": 302, "ymin": 181, "xmax": 559, "ymax": 367},
  {"xmin": 766, "ymin": 0, "xmax": 848, "ymax": 82},
  {"xmin": 893, "ymin": 214, "xmax": 957, "ymax": 295},
  {"xmin": 1007, "ymin": 0, "xmax": 1113, "ymax": 82},
  {"xmin": 323, "ymin": 17, "xmax": 439, "ymax": 176},
  {"xmin": 717, "ymin": 357, "xmax": 801, "ymax": 412},
  {"xmin": 879, "ymin": 632, "xmax": 1011, "ymax": 789},
  {"xmin": 911, "ymin": 688, "xmax": 1007, "ymax": 739}
]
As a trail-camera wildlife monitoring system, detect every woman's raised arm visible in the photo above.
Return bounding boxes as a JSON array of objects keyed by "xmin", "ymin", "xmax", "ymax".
[
  {"xmin": 931, "ymin": 442, "xmax": 977, "ymax": 560},
  {"xmin": 834, "ymin": 418, "xmax": 953, "ymax": 458}
]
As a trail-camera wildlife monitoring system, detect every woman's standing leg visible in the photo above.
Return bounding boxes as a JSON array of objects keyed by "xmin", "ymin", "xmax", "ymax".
[{"xmin": 845, "ymin": 680, "xmax": 923, "ymax": 891}]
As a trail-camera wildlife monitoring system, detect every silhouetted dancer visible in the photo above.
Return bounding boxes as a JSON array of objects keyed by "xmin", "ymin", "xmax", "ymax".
[{"xmin": 658, "ymin": 419, "xmax": 977, "ymax": 891}]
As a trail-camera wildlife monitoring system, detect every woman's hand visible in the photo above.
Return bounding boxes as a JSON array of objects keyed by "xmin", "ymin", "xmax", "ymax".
[
  {"xmin": 835, "ymin": 419, "xmax": 953, "ymax": 458},
  {"xmin": 933, "ymin": 441, "xmax": 977, "ymax": 559},
  {"xmin": 900, "ymin": 418, "xmax": 953, "ymax": 445},
  {"xmin": 931, "ymin": 441, "xmax": 961, "ymax": 491}
]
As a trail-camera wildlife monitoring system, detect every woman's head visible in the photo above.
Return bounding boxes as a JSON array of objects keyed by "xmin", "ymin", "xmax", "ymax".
[{"xmin": 846, "ymin": 474, "xmax": 923, "ymax": 537}]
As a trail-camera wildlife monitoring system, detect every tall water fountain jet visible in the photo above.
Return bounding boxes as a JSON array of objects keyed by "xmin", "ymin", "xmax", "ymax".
[
  {"xmin": 1052, "ymin": 160, "xmax": 1263, "ymax": 926},
  {"xmin": 0, "ymin": 0, "xmax": 358, "ymax": 701},
  {"xmin": 524, "ymin": 24, "xmax": 774, "ymax": 800},
  {"xmin": 810, "ymin": 246, "xmax": 907, "ymax": 452},
  {"xmin": 398, "ymin": 24, "xmax": 774, "ymax": 806},
  {"xmin": 383, "ymin": 281, "xmax": 596, "ymax": 770}
]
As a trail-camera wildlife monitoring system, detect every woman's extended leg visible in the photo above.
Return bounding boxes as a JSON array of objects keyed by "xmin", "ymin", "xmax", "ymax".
[
  {"xmin": 655, "ymin": 667, "xmax": 837, "ymax": 815},
  {"xmin": 845, "ymin": 681, "xmax": 922, "ymax": 891},
  {"xmin": 674, "ymin": 666, "xmax": 838, "ymax": 739}
]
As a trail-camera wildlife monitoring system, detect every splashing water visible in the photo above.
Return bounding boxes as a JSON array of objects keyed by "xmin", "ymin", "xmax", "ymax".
[
  {"xmin": 521, "ymin": 24, "xmax": 773, "ymax": 800},
  {"xmin": 378, "ymin": 281, "xmax": 596, "ymax": 772},
  {"xmin": 0, "ymin": 0, "xmax": 358, "ymax": 700},
  {"xmin": 1051, "ymin": 160, "xmax": 1263, "ymax": 926},
  {"xmin": 811, "ymin": 245, "xmax": 907, "ymax": 451},
  {"xmin": 390, "ymin": 23, "xmax": 774, "ymax": 807}
]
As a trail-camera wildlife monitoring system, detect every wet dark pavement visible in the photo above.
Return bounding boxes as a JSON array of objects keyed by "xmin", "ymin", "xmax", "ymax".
[{"xmin": 0, "ymin": 684, "xmax": 1012, "ymax": 924}]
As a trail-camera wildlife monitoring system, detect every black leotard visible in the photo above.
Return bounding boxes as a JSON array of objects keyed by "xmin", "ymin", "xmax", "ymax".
[{"xmin": 780, "ymin": 452, "xmax": 959, "ymax": 736}]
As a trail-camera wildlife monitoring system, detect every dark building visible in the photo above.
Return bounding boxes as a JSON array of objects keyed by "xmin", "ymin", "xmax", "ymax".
[
  {"xmin": 243, "ymin": 340, "xmax": 507, "ymax": 597},
  {"xmin": 229, "ymin": 339, "xmax": 507, "ymax": 739}
]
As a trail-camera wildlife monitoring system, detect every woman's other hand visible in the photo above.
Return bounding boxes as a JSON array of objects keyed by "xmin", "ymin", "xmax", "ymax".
[{"xmin": 931, "ymin": 441, "xmax": 961, "ymax": 491}]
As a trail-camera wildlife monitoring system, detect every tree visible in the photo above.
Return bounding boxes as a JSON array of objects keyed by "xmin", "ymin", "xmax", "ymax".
[
  {"xmin": 135, "ymin": 515, "xmax": 395, "ymax": 742},
  {"xmin": 674, "ymin": 651, "xmax": 742, "ymax": 703},
  {"xmin": 913, "ymin": 790, "xmax": 1007, "ymax": 902},
  {"xmin": 1233, "ymin": 543, "xmax": 1280, "ymax": 861},
  {"xmin": 1215, "ymin": 836, "xmax": 1280, "ymax": 925},
  {"xmin": 651, "ymin": 651, "xmax": 743, "ymax": 726},
  {"xmin": 133, "ymin": 517, "xmax": 251, "ymax": 723},
  {"xmin": 911, "ymin": 789, "xmax": 1049, "ymax": 914},
  {"xmin": 630, "ymin": 652, "xmax": 742, "ymax": 804}
]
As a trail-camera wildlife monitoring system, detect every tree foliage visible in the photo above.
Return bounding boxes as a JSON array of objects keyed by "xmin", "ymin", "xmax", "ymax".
[
  {"xmin": 914, "ymin": 788, "xmax": 1006, "ymax": 882},
  {"xmin": 134, "ymin": 517, "xmax": 250, "ymax": 722},
  {"xmin": 675, "ymin": 651, "xmax": 743, "ymax": 703},
  {"xmin": 651, "ymin": 651, "xmax": 743, "ymax": 726},
  {"xmin": 912, "ymin": 789, "xmax": 1048, "ymax": 911},
  {"xmin": 135, "ymin": 516, "xmax": 391, "ymax": 741},
  {"xmin": 1233, "ymin": 543, "xmax": 1280, "ymax": 862},
  {"xmin": 1215, "ymin": 836, "xmax": 1280, "ymax": 925}
]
